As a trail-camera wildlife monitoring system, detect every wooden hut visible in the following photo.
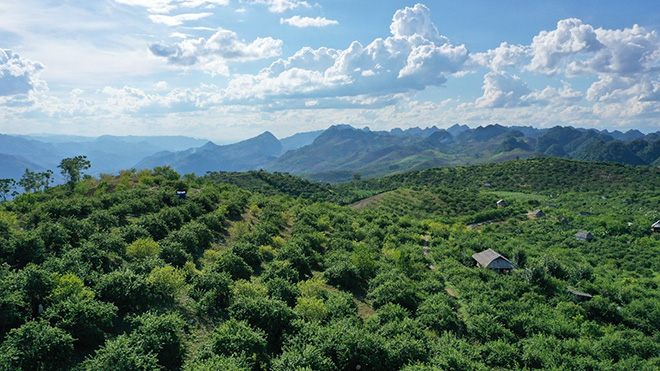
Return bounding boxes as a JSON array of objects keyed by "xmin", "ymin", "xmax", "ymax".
[
  {"xmin": 567, "ymin": 286, "xmax": 593, "ymax": 302},
  {"xmin": 528, "ymin": 209, "xmax": 545, "ymax": 218},
  {"xmin": 652, "ymin": 221, "xmax": 660, "ymax": 233},
  {"xmin": 575, "ymin": 231, "xmax": 594, "ymax": 241},
  {"xmin": 472, "ymin": 248, "xmax": 517, "ymax": 274}
]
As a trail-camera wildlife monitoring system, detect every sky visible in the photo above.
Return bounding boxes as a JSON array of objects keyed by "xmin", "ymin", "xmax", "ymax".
[{"xmin": 2, "ymin": 1, "xmax": 660, "ymax": 142}]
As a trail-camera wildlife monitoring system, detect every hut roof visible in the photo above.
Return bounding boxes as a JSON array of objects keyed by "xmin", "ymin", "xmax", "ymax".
[
  {"xmin": 529, "ymin": 209, "xmax": 545, "ymax": 217},
  {"xmin": 653, "ymin": 220, "xmax": 660, "ymax": 228},
  {"xmin": 567, "ymin": 286, "xmax": 592, "ymax": 299},
  {"xmin": 575, "ymin": 231, "xmax": 594, "ymax": 240},
  {"xmin": 472, "ymin": 248, "xmax": 517, "ymax": 270}
]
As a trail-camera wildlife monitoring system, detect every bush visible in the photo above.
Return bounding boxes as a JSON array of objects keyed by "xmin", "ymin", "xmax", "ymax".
[
  {"xmin": 126, "ymin": 238, "xmax": 160, "ymax": 260},
  {"xmin": 146, "ymin": 265, "xmax": 186, "ymax": 302},
  {"xmin": 211, "ymin": 252, "xmax": 252, "ymax": 280},
  {"xmin": 209, "ymin": 319, "xmax": 268, "ymax": 369},
  {"xmin": 0, "ymin": 320, "xmax": 74, "ymax": 371},
  {"xmin": 190, "ymin": 271, "xmax": 234, "ymax": 315}
]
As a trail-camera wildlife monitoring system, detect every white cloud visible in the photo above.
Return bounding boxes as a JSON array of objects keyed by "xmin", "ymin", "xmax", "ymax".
[
  {"xmin": 252, "ymin": 0, "xmax": 311, "ymax": 13},
  {"xmin": 222, "ymin": 4, "xmax": 469, "ymax": 107},
  {"xmin": 566, "ymin": 24, "xmax": 660, "ymax": 76},
  {"xmin": 156, "ymin": 81, "xmax": 169, "ymax": 90},
  {"xmin": 280, "ymin": 16, "xmax": 338, "ymax": 28},
  {"xmin": 150, "ymin": 28, "xmax": 283, "ymax": 75},
  {"xmin": 471, "ymin": 42, "xmax": 529, "ymax": 71},
  {"xmin": 0, "ymin": 49, "xmax": 46, "ymax": 97},
  {"xmin": 475, "ymin": 71, "xmax": 531, "ymax": 108},
  {"xmin": 527, "ymin": 18, "xmax": 603, "ymax": 75},
  {"xmin": 149, "ymin": 12, "xmax": 213, "ymax": 26},
  {"xmin": 114, "ymin": 0, "xmax": 229, "ymax": 14},
  {"xmin": 390, "ymin": 3, "xmax": 443, "ymax": 42}
]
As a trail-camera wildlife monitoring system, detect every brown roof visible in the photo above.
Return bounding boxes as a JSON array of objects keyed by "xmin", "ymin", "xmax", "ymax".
[{"xmin": 472, "ymin": 248, "xmax": 516, "ymax": 270}]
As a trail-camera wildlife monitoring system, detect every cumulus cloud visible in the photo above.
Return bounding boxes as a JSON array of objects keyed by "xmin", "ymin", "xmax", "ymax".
[
  {"xmin": 222, "ymin": 3, "xmax": 470, "ymax": 107},
  {"xmin": 566, "ymin": 24, "xmax": 660, "ymax": 76},
  {"xmin": 0, "ymin": 49, "xmax": 46, "ymax": 97},
  {"xmin": 150, "ymin": 28, "xmax": 283, "ymax": 75},
  {"xmin": 114, "ymin": 0, "xmax": 229, "ymax": 13},
  {"xmin": 527, "ymin": 18, "xmax": 603, "ymax": 74},
  {"xmin": 252, "ymin": 0, "xmax": 311, "ymax": 13},
  {"xmin": 465, "ymin": 17, "xmax": 660, "ymax": 120},
  {"xmin": 280, "ymin": 16, "xmax": 338, "ymax": 28},
  {"xmin": 149, "ymin": 12, "xmax": 213, "ymax": 26},
  {"xmin": 474, "ymin": 72, "xmax": 583, "ymax": 108},
  {"xmin": 475, "ymin": 71, "xmax": 531, "ymax": 108},
  {"xmin": 390, "ymin": 3, "xmax": 443, "ymax": 42},
  {"xmin": 525, "ymin": 18, "xmax": 660, "ymax": 79},
  {"xmin": 471, "ymin": 42, "xmax": 529, "ymax": 71}
]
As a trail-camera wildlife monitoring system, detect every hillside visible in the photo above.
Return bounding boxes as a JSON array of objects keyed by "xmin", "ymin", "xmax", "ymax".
[
  {"xmin": 347, "ymin": 157, "xmax": 660, "ymax": 196},
  {"xmin": 1, "ymin": 160, "xmax": 660, "ymax": 369}
]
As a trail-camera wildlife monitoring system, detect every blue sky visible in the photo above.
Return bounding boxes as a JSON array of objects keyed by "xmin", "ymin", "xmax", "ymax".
[{"xmin": 2, "ymin": 1, "xmax": 660, "ymax": 142}]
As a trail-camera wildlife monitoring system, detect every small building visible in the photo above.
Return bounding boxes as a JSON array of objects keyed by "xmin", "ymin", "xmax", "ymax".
[
  {"xmin": 176, "ymin": 190, "xmax": 187, "ymax": 200},
  {"xmin": 579, "ymin": 211, "xmax": 591, "ymax": 216},
  {"xmin": 472, "ymin": 248, "xmax": 517, "ymax": 274},
  {"xmin": 651, "ymin": 221, "xmax": 660, "ymax": 233},
  {"xmin": 575, "ymin": 231, "xmax": 594, "ymax": 241},
  {"xmin": 496, "ymin": 199, "xmax": 507, "ymax": 208},
  {"xmin": 528, "ymin": 209, "xmax": 545, "ymax": 218},
  {"xmin": 567, "ymin": 286, "xmax": 593, "ymax": 302}
]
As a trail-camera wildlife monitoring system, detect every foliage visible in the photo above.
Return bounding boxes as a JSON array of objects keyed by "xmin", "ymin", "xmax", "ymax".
[
  {"xmin": 1, "ymin": 160, "xmax": 660, "ymax": 369},
  {"xmin": 58, "ymin": 155, "xmax": 92, "ymax": 188},
  {"xmin": 126, "ymin": 237, "xmax": 160, "ymax": 259},
  {"xmin": 0, "ymin": 320, "xmax": 74, "ymax": 371}
]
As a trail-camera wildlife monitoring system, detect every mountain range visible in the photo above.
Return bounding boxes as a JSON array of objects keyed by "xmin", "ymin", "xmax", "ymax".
[{"xmin": 1, "ymin": 124, "xmax": 657, "ymax": 184}]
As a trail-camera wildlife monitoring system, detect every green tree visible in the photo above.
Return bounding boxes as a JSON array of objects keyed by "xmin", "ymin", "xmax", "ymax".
[
  {"xmin": 18, "ymin": 169, "xmax": 42, "ymax": 193},
  {"xmin": 131, "ymin": 312, "xmax": 187, "ymax": 369},
  {"xmin": 208, "ymin": 319, "xmax": 269, "ymax": 369},
  {"xmin": 126, "ymin": 238, "xmax": 160, "ymax": 260},
  {"xmin": 0, "ymin": 178, "xmax": 15, "ymax": 201},
  {"xmin": 82, "ymin": 334, "xmax": 162, "ymax": 370},
  {"xmin": 58, "ymin": 155, "xmax": 91, "ymax": 188},
  {"xmin": 0, "ymin": 320, "xmax": 74, "ymax": 371},
  {"xmin": 190, "ymin": 271, "xmax": 234, "ymax": 315},
  {"xmin": 146, "ymin": 265, "xmax": 186, "ymax": 302}
]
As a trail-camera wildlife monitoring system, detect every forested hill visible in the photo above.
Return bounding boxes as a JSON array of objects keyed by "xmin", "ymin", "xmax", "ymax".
[
  {"xmin": 2, "ymin": 160, "xmax": 660, "ymax": 369},
  {"xmin": 349, "ymin": 157, "xmax": 660, "ymax": 195},
  {"xmin": 203, "ymin": 158, "xmax": 660, "ymax": 204}
]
